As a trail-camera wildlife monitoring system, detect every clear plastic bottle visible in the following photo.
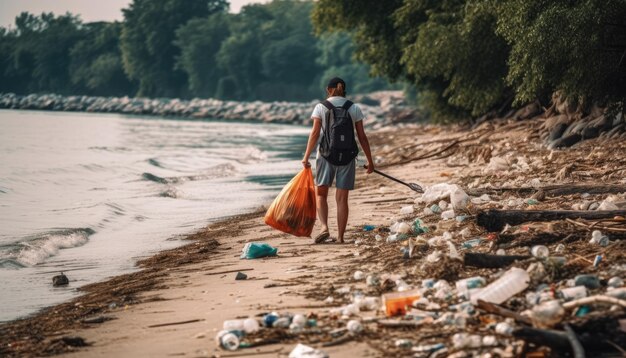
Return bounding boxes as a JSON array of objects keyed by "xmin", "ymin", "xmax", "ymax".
[
  {"xmin": 531, "ymin": 245, "xmax": 549, "ymax": 258},
  {"xmin": 223, "ymin": 319, "xmax": 244, "ymax": 331},
  {"xmin": 558, "ymin": 286, "xmax": 587, "ymax": 300},
  {"xmin": 218, "ymin": 332, "xmax": 239, "ymax": 351},
  {"xmin": 346, "ymin": 319, "xmax": 363, "ymax": 333},
  {"xmin": 243, "ymin": 318, "xmax": 259, "ymax": 333},
  {"xmin": 471, "ymin": 267, "xmax": 530, "ymax": 304}
]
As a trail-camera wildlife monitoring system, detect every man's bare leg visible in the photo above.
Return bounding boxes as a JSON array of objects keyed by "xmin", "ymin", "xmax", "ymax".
[
  {"xmin": 316, "ymin": 185, "xmax": 329, "ymax": 234},
  {"xmin": 336, "ymin": 188, "xmax": 349, "ymax": 243}
]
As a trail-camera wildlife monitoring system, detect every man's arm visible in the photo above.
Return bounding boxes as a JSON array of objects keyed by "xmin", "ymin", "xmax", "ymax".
[
  {"xmin": 355, "ymin": 121, "xmax": 374, "ymax": 174},
  {"xmin": 302, "ymin": 117, "xmax": 322, "ymax": 168}
]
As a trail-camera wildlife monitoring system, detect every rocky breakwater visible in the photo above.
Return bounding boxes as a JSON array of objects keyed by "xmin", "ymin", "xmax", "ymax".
[
  {"xmin": 0, "ymin": 91, "xmax": 421, "ymax": 129},
  {"xmin": 540, "ymin": 92, "xmax": 626, "ymax": 149}
]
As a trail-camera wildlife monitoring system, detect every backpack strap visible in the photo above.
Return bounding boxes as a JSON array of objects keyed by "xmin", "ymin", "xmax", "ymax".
[
  {"xmin": 341, "ymin": 100, "xmax": 353, "ymax": 110},
  {"xmin": 321, "ymin": 100, "xmax": 334, "ymax": 110}
]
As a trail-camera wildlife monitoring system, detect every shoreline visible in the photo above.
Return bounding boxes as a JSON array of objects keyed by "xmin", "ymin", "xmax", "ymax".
[
  {"xmin": 0, "ymin": 210, "xmax": 266, "ymax": 355},
  {"xmin": 0, "ymin": 126, "xmax": 451, "ymax": 357},
  {"xmin": 0, "ymin": 91, "xmax": 420, "ymax": 129}
]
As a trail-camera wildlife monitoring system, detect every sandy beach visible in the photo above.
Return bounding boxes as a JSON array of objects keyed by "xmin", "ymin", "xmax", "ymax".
[
  {"xmin": 0, "ymin": 125, "xmax": 450, "ymax": 357},
  {"xmin": 2, "ymin": 119, "xmax": 625, "ymax": 357}
]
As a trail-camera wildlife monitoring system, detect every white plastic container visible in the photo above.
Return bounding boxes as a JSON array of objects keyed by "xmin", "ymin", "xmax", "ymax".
[
  {"xmin": 531, "ymin": 245, "xmax": 549, "ymax": 258},
  {"xmin": 559, "ymin": 286, "xmax": 587, "ymax": 300},
  {"xmin": 218, "ymin": 331, "xmax": 239, "ymax": 351},
  {"xmin": 223, "ymin": 318, "xmax": 259, "ymax": 333},
  {"xmin": 471, "ymin": 268, "xmax": 530, "ymax": 304},
  {"xmin": 223, "ymin": 319, "xmax": 244, "ymax": 331}
]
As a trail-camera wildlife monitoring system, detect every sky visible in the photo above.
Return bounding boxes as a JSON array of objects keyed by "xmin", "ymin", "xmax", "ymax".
[{"xmin": 0, "ymin": 0, "xmax": 269, "ymax": 28}]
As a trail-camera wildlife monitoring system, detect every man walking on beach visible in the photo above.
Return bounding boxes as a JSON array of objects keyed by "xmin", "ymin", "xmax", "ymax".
[{"xmin": 301, "ymin": 77, "xmax": 374, "ymax": 244}]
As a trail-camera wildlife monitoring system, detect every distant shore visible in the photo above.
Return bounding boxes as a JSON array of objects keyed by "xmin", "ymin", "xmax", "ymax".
[{"xmin": 0, "ymin": 91, "xmax": 420, "ymax": 129}]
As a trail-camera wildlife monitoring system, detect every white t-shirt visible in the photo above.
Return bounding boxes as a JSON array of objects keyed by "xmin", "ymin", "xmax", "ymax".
[
  {"xmin": 311, "ymin": 96, "xmax": 365, "ymax": 124},
  {"xmin": 311, "ymin": 96, "xmax": 365, "ymax": 159}
]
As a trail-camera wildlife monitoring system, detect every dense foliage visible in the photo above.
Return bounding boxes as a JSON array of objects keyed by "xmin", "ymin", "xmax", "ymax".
[
  {"xmin": 313, "ymin": 0, "xmax": 626, "ymax": 121},
  {"xmin": 0, "ymin": 0, "xmax": 393, "ymax": 101}
]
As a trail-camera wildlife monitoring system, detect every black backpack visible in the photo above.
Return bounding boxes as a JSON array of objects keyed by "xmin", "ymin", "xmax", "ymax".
[{"xmin": 319, "ymin": 100, "xmax": 359, "ymax": 166}]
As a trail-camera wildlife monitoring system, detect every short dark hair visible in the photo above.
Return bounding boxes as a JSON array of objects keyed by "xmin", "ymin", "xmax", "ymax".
[{"xmin": 327, "ymin": 77, "xmax": 346, "ymax": 89}]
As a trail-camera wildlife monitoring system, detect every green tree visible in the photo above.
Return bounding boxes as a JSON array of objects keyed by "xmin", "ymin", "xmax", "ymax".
[
  {"xmin": 174, "ymin": 13, "xmax": 230, "ymax": 98},
  {"xmin": 70, "ymin": 22, "xmax": 136, "ymax": 96},
  {"xmin": 120, "ymin": 0, "xmax": 228, "ymax": 98},
  {"xmin": 315, "ymin": 32, "xmax": 397, "ymax": 95},
  {"xmin": 497, "ymin": 0, "xmax": 626, "ymax": 107},
  {"xmin": 5, "ymin": 12, "xmax": 84, "ymax": 94},
  {"xmin": 313, "ymin": 0, "xmax": 510, "ymax": 121},
  {"xmin": 215, "ymin": 1, "xmax": 320, "ymax": 101}
]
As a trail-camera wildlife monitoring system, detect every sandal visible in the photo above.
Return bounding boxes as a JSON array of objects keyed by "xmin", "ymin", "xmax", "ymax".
[{"xmin": 314, "ymin": 231, "xmax": 330, "ymax": 244}]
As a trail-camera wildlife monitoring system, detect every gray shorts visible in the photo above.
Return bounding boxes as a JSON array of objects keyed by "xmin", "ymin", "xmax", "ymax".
[{"xmin": 315, "ymin": 155, "xmax": 356, "ymax": 190}]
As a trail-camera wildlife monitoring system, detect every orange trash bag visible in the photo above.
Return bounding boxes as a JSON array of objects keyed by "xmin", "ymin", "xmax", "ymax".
[{"xmin": 264, "ymin": 167, "xmax": 317, "ymax": 237}]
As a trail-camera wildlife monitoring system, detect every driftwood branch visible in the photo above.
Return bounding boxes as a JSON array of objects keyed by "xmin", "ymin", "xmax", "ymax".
[
  {"xmin": 476, "ymin": 209, "xmax": 626, "ymax": 232},
  {"xmin": 464, "ymin": 253, "xmax": 531, "ymax": 268},
  {"xmin": 147, "ymin": 318, "xmax": 204, "ymax": 328}
]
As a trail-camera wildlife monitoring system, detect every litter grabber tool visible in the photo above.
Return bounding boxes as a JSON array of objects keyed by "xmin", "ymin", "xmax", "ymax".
[{"xmin": 363, "ymin": 165, "xmax": 423, "ymax": 193}]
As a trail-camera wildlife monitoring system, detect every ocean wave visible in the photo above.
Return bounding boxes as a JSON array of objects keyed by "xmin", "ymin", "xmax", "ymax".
[
  {"xmin": 11, "ymin": 228, "xmax": 95, "ymax": 267},
  {"xmin": 141, "ymin": 163, "xmax": 238, "ymax": 185},
  {"xmin": 88, "ymin": 146, "xmax": 131, "ymax": 152},
  {"xmin": 159, "ymin": 186, "xmax": 182, "ymax": 198},
  {"xmin": 235, "ymin": 146, "xmax": 268, "ymax": 164}
]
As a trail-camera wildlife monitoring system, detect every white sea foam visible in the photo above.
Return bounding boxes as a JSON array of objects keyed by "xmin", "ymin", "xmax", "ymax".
[{"xmin": 16, "ymin": 230, "xmax": 92, "ymax": 266}]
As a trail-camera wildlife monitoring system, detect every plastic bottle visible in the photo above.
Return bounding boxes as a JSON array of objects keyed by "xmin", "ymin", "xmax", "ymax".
[
  {"xmin": 366, "ymin": 274, "xmax": 380, "ymax": 286},
  {"xmin": 441, "ymin": 209, "xmax": 455, "ymax": 220},
  {"xmin": 218, "ymin": 331, "xmax": 240, "ymax": 351},
  {"xmin": 530, "ymin": 300, "xmax": 565, "ymax": 328},
  {"xmin": 291, "ymin": 314, "xmax": 306, "ymax": 328},
  {"xmin": 590, "ymin": 230, "xmax": 609, "ymax": 246},
  {"xmin": 531, "ymin": 245, "xmax": 549, "ymax": 258},
  {"xmin": 353, "ymin": 270, "xmax": 365, "ymax": 280},
  {"xmin": 559, "ymin": 286, "xmax": 587, "ymax": 300},
  {"xmin": 395, "ymin": 339, "xmax": 412, "ymax": 348},
  {"xmin": 346, "ymin": 320, "xmax": 363, "ymax": 333},
  {"xmin": 495, "ymin": 322, "xmax": 514, "ymax": 335},
  {"xmin": 223, "ymin": 319, "xmax": 244, "ymax": 331},
  {"xmin": 462, "ymin": 238, "xmax": 484, "ymax": 249},
  {"xmin": 574, "ymin": 274, "xmax": 601, "ymax": 289},
  {"xmin": 243, "ymin": 318, "xmax": 260, "ymax": 333},
  {"xmin": 382, "ymin": 289, "xmax": 421, "ymax": 317},
  {"xmin": 455, "ymin": 277, "xmax": 487, "ymax": 293},
  {"xmin": 608, "ymin": 276, "xmax": 624, "ymax": 288},
  {"xmin": 263, "ymin": 312, "xmax": 278, "ymax": 327},
  {"xmin": 471, "ymin": 268, "xmax": 530, "ymax": 304}
]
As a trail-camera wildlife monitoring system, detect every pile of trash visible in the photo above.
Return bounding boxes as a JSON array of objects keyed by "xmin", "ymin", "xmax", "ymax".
[{"xmin": 220, "ymin": 178, "xmax": 625, "ymax": 356}]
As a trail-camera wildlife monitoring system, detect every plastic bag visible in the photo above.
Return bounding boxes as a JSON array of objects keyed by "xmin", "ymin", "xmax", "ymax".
[
  {"xmin": 264, "ymin": 167, "xmax": 316, "ymax": 237},
  {"xmin": 240, "ymin": 242, "xmax": 278, "ymax": 259}
]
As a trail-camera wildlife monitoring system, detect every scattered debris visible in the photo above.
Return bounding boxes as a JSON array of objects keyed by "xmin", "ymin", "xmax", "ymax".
[{"xmin": 52, "ymin": 272, "xmax": 69, "ymax": 287}]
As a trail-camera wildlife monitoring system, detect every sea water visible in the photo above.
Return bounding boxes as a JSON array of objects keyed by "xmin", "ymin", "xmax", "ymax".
[{"xmin": 0, "ymin": 109, "xmax": 309, "ymax": 321}]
